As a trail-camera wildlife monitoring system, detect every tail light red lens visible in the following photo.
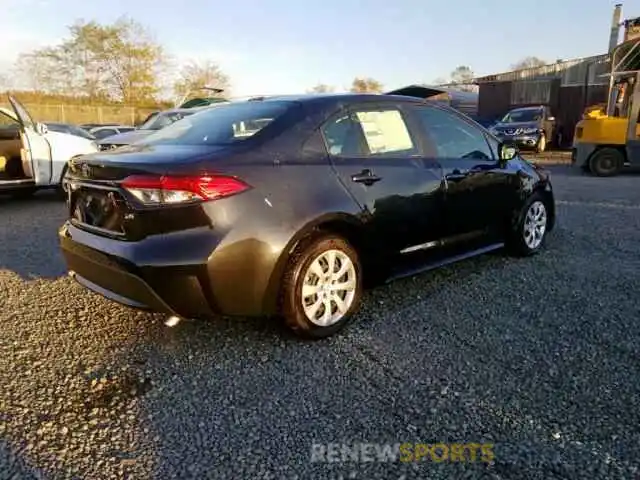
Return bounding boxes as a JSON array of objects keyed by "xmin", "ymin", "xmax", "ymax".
[{"xmin": 121, "ymin": 174, "xmax": 251, "ymax": 205}]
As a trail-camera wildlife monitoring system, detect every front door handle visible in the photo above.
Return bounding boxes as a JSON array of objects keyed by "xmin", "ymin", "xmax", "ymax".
[
  {"xmin": 351, "ymin": 169, "xmax": 382, "ymax": 186},
  {"xmin": 445, "ymin": 169, "xmax": 469, "ymax": 180}
]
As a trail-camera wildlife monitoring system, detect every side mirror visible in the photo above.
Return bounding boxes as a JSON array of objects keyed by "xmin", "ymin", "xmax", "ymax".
[
  {"xmin": 498, "ymin": 142, "xmax": 518, "ymax": 166},
  {"xmin": 35, "ymin": 122, "xmax": 48, "ymax": 135}
]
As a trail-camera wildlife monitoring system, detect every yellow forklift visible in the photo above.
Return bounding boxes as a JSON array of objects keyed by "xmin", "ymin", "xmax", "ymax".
[{"xmin": 572, "ymin": 35, "xmax": 640, "ymax": 176}]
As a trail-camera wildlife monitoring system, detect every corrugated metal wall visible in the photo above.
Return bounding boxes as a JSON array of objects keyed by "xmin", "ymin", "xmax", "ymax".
[
  {"xmin": 475, "ymin": 54, "xmax": 610, "ymax": 86},
  {"xmin": 478, "ymin": 82, "xmax": 511, "ymax": 121}
]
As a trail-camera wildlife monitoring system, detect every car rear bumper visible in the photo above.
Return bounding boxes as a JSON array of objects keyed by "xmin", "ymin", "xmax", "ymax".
[
  {"xmin": 58, "ymin": 219, "xmax": 286, "ymax": 319},
  {"xmin": 59, "ymin": 224, "xmax": 216, "ymax": 318}
]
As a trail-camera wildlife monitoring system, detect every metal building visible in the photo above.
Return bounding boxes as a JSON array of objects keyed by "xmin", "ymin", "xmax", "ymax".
[{"xmin": 473, "ymin": 56, "xmax": 610, "ymax": 145}]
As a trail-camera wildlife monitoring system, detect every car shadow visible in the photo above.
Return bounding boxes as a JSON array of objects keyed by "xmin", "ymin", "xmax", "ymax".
[
  {"xmin": 0, "ymin": 237, "xmax": 517, "ymax": 477},
  {"xmin": 0, "ymin": 190, "xmax": 68, "ymax": 279}
]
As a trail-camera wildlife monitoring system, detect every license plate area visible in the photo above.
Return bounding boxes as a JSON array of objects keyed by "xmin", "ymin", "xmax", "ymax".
[{"xmin": 68, "ymin": 182, "xmax": 129, "ymax": 236}]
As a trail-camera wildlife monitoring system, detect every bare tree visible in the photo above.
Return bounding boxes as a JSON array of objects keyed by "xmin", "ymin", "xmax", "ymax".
[
  {"xmin": 449, "ymin": 66, "xmax": 475, "ymax": 92},
  {"xmin": 350, "ymin": 77, "xmax": 383, "ymax": 93},
  {"xmin": 173, "ymin": 59, "xmax": 230, "ymax": 101},
  {"xmin": 511, "ymin": 56, "xmax": 547, "ymax": 70},
  {"xmin": 308, "ymin": 83, "xmax": 335, "ymax": 93}
]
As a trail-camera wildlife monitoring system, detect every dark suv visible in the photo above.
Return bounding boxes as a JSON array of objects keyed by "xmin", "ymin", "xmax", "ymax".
[
  {"xmin": 489, "ymin": 106, "xmax": 559, "ymax": 153},
  {"xmin": 59, "ymin": 92, "xmax": 555, "ymax": 338}
]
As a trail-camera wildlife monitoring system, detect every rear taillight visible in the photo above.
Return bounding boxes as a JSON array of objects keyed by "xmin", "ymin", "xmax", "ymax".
[{"xmin": 121, "ymin": 174, "xmax": 251, "ymax": 205}]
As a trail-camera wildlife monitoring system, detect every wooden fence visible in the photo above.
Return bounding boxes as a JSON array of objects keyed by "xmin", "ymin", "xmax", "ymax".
[{"xmin": 0, "ymin": 103, "xmax": 161, "ymax": 126}]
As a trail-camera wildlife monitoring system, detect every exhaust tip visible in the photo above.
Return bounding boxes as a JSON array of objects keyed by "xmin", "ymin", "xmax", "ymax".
[{"xmin": 164, "ymin": 315, "xmax": 182, "ymax": 327}]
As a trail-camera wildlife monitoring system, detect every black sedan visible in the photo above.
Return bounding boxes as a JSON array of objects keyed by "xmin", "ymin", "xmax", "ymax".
[{"xmin": 58, "ymin": 91, "xmax": 556, "ymax": 338}]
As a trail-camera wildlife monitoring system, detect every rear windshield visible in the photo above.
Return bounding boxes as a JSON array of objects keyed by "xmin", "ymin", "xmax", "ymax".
[
  {"xmin": 139, "ymin": 111, "xmax": 196, "ymax": 131},
  {"xmin": 141, "ymin": 101, "xmax": 292, "ymax": 146}
]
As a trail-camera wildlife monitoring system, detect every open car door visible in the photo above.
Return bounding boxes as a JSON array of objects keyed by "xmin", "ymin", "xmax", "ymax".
[{"xmin": 8, "ymin": 95, "xmax": 52, "ymax": 185}]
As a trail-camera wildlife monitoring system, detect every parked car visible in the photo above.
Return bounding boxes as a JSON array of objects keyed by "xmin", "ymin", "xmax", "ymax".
[
  {"xmin": 45, "ymin": 122, "xmax": 96, "ymax": 140},
  {"xmin": 95, "ymin": 108, "xmax": 205, "ymax": 151},
  {"xmin": 79, "ymin": 123, "xmax": 124, "ymax": 131},
  {"xmin": 488, "ymin": 106, "xmax": 559, "ymax": 153},
  {"xmin": 89, "ymin": 125, "xmax": 136, "ymax": 140},
  {"xmin": 0, "ymin": 96, "xmax": 98, "ymax": 197},
  {"xmin": 59, "ymin": 91, "xmax": 555, "ymax": 339}
]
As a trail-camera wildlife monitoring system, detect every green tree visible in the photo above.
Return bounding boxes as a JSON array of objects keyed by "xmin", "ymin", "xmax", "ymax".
[
  {"xmin": 15, "ymin": 16, "xmax": 167, "ymax": 103},
  {"xmin": 173, "ymin": 60, "xmax": 230, "ymax": 102},
  {"xmin": 350, "ymin": 77, "xmax": 383, "ymax": 93},
  {"xmin": 511, "ymin": 56, "xmax": 547, "ymax": 70}
]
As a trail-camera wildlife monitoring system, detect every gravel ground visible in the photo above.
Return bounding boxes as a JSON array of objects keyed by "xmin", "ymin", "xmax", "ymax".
[{"xmin": 1, "ymin": 166, "xmax": 639, "ymax": 480}]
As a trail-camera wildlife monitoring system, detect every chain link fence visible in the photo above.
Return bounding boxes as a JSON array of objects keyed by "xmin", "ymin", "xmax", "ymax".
[{"xmin": 1, "ymin": 103, "xmax": 161, "ymax": 126}]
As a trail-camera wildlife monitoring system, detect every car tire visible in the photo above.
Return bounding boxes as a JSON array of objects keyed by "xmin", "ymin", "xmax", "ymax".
[
  {"xmin": 535, "ymin": 133, "xmax": 547, "ymax": 153},
  {"xmin": 57, "ymin": 164, "xmax": 69, "ymax": 200},
  {"xmin": 506, "ymin": 192, "xmax": 550, "ymax": 257},
  {"xmin": 280, "ymin": 233, "xmax": 363, "ymax": 339},
  {"xmin": 589, "ymin": 147, "xmax": 623, "ymax": 177}
]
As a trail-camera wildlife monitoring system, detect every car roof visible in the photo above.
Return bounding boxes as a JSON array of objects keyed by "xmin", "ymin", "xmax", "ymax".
[{"xmin": 244, "ymin": 92, "xmax": 425, "ymax": 107}]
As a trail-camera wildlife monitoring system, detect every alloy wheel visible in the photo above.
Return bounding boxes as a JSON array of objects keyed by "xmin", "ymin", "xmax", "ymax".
[
  {"xmin": 301, "ymin": 249, "xmax": 357, "ymax": 326},
  {"xmin": 523, "ymin": 200, "xmax": 547, "ymax": 250}
]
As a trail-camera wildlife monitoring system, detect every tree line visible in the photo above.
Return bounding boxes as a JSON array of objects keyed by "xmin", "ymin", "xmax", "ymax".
[
  {"xmin": 309, "ymin": 57, "xmax": 551, "ymax": 95},
  {"xmin": 5, "ymin": 16, "xmax": 230, "ymax": 108},
  {"xmin": 4, "ymin": 15, "xmax": 551, "ymax": 107}
]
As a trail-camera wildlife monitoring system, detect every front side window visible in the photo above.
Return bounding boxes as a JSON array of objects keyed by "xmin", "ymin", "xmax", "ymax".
[
  {"xmin": 322, "ymin": 107, "xmax": 416, "ymax": 157},
  {"xmin": 141, "ymin": 101, "xmax": 292, "ymax": 146},
  {"xmin": 412, "ymin": 105, "xmax": 493, "ymax": 160}
]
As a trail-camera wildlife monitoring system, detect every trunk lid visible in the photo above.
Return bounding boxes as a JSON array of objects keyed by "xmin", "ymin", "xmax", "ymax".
[
  {"xmin": 67, "ymin": 144, "xmax": 233, "ymax": 181},
  {"xmin": 65, "ymin": 144, "xmax": 237, "ymax": 240}
]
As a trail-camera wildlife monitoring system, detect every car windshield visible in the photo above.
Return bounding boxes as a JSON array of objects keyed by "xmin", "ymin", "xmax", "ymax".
[
  {"xmin": 141, "ymin": 101, "xmax": 292, "ymax": 146},
  {"xmin": 501, "ymin": 108, "xmax": 542, "ymax": 123},
  {"xmin": 69, "ymin": 126, "xmax": 96, "ymax": 140},
  {"xmin": 138, "ymin": 111, "xmax": 196, "ymax": 131}
]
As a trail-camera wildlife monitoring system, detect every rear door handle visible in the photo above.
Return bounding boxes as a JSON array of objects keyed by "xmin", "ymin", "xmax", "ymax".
[{"xmin": 351, "ymin": 169, "xmax": 382, "ymax": 186}]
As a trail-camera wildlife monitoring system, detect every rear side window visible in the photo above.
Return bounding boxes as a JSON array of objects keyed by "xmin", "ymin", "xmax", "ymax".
[
  {"xmin": 142, "ymin": 101, "xmax": 292, "ymax": 146},
  {"xmin": 322, "ymin": 108, "xmax": 416, "ymax": 157}
]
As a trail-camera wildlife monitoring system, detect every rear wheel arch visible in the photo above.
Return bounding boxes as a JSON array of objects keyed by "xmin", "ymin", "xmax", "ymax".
[
  {"xmin": 262, "ymin": 213, "xmax": 368, "ymax": 314},
  {"xmin": 534, "ymin": 185, "xmax": 555, "ymax": 232}
]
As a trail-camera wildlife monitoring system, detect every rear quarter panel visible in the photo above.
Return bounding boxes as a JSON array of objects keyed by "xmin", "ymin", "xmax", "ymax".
[{"xmin": 203, "ymin": 142, "xmax": 363, "ymax": 316}]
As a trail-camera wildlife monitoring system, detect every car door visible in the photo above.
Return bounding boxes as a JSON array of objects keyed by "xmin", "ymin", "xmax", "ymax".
[
  {"xmin": 8, "ymin": 95, "xmax": 52, "ymax": 185},
  {"xmin": 322, "ymin": 103, "xmax": 446, "ymax": 254},
  {"xmin": 407, "ymin": 103, "xmax": 514, "ymax": 241}
]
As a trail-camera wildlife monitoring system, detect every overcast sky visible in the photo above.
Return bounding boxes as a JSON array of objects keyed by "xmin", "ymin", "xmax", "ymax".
[{"xmin": 1, "ymin": 0, "xmax": 636, "ymax": 96}]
